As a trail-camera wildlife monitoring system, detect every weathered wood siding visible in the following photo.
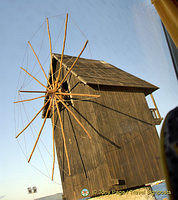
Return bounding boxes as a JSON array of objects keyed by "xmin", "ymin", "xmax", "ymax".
[{"xmin": 53, "ymin": 65, "xmax": 163, "ymax": 200}]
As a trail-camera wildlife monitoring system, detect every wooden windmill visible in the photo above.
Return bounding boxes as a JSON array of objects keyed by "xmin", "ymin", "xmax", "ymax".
[{"xmin": 15, "ymin": 14, "xmax": 164, "ymax": 200}]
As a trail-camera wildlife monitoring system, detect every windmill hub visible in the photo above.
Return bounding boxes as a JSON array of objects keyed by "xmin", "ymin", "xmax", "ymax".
[
  {"xmin": 47, "ymin": 88, "xmax": 65, "ymax": 99},
  {"xmin": 47, "ymin": 88, "xmax": 57, "ymax": 94}
]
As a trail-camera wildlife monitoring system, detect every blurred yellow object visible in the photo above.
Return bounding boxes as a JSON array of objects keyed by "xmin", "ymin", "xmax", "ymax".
[{"xmin": 151, "ymin": 0, "xmax": 178, "ymax": 47}]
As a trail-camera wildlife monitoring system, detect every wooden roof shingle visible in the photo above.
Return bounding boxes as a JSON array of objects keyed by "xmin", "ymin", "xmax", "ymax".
[{"xmin": 53, "ymin": 54, "xmax": 158, "ymax": 95}]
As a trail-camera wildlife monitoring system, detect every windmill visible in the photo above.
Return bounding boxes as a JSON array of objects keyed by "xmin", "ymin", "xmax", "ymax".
[
  {"xmin": 14, "ymin": 13, "xmax": 99, "ymax": 179},
  {"xmin": 15, "ymin": 13, "xmax": 164, "ymax": 200}
]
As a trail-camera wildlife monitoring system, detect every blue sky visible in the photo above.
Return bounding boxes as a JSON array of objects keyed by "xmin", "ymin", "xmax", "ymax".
[{"xmin": 0, "ymin": 0, "xmax": 177, "ymax": 199}]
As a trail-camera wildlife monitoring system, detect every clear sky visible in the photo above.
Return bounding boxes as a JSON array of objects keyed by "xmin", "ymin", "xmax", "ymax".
[{"xmin": 0, "ymin": 0, "xmax": 177, "ymax": 200}]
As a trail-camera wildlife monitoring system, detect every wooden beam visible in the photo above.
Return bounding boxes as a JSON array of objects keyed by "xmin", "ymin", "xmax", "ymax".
[
  {"xmin": 56, "ymin": 92, "xmax": 100, "ymax": 98},
  {"xmin": 28, "ymin": 99, "xmax": 52, "ymax": 163},
  {"xmin": 18, "ymin": 91, "xmax": 100, "ymax": 98},
  {"xmin": 52, "ymin": 99, "xmax": 55, "ymax": 180},
  {"xmin": 56, "ymin": 95, "xmax": 91, "ymax": 139},
  {"xmin": 20, "ymin": 67, "xmax": 48, "ymax": 89},
  {"xmin": 55, "ymin": 13, "xmax": 68, "ymax": 88},
  {"xmin": 13, "ymin": 95, "xmax": 46, "ymax": 104},
  {"xmin": 16, "ymin": 98, "xmax": 50, "ymax": 138},
  {"xmin": 54, "ymin": 97, "xmax": 71, "ymax": 175},
  {"xmin": 57, "ymin": 40, "xmax": 88, "ymax": 89},
  {"xmin": 150, "ymin": 94, "xmax": 161, "ymax": 119},
  {"xmin": 28, "ymin": 41, "xmax": 51, "ymax": 88},
  {"xmin": 19, "ymin": 90, "xmax": 47, "ymax": 94},
  {"xmin": 46, "ymin": 18, "xmax": 54, "ymax": 87}
]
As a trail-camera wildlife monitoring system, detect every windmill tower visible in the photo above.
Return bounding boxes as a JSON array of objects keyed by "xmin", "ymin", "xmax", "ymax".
[
  {"xmin": 41, "ymin": 53, "xmax": 164, "ymax": 200},
  {"xmin": 15, "ymin": 14, "xmax": 164, "ymax": 200}
]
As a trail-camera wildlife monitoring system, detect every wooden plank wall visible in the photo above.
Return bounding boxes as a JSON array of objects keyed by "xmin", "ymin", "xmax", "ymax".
[
  {"xmin": 53, "ymin": 66, "xmax": 113, "ymax": 199},
  {"xmin": 90, "ymin": 84, "xmax": 164, "ymax": 188},
  {"xmin": 53, "ymin": 65, "xmax": 164, "ymax": 200}
]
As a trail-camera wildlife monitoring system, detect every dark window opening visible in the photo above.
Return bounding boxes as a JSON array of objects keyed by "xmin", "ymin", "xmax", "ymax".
[
  {"xmin": 61, "ymin": 81, "xmax": 69, "ymax": 92},
  {"xmin": 61, "ymin": 81, "xmax": 73, "ymax": 106}
]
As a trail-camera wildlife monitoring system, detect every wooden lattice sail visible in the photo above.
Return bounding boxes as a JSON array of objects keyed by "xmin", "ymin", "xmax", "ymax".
[{"xmin": 15, "ymin": 13, "xmax": 99, "ymax": 180}]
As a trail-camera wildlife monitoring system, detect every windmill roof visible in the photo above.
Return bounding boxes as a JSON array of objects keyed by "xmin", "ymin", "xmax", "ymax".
[{"xmin": 53, "ymin": 54, "xmax": 158, "ymax": 95}]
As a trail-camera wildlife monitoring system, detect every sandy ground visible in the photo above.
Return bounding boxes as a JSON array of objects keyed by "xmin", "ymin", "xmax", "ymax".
[{"xmin": 90, "ymin": 188, "xmax": 156, "ymax": 200}]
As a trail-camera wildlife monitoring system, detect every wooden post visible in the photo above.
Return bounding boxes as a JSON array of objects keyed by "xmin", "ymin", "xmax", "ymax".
[{"xmin": 150, "ymin": 94, "xmax": 161, "ymax": 119}]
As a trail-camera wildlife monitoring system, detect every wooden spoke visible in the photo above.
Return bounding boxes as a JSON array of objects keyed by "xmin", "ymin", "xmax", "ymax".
[
  {"xmin": 28, "ymin": 99, "xmax": 52, "ymax": 163},
  {"xmin": 18, "ymin": 91, "xmax": 100, "ymax": 98},
  {"xmin": 46, "ymin": 18, "xmax": 54, "ymax": 87},
  {"xmin": 52, "ymin": 99, "xmax": 55, "ymax": 180},
  {"xmin": 54, "ymin": 97, "xmax": 71, "ymax": 176},
  {"xmin": 13, "ymin": 95, "xmax": 46, "ymax": 104},
  {"xmin": 19, "ymin": 90, "xmax": 47, "ymax": 94},
  {"xmin": 56, "ymin": 95, "xmax": 91, "ymax": 139},
  {"xmin": 20, "ymin": 67, "xmax": 48, "ymax": 89},
  {"xmin": 16, "ymin": 98, "xmax": 50, "ymax": 138},
  {"xmin": 55, "ymin": 13, "xmax": 68, "ymax": 89},
  {"xmin": 28, "ymin": 41, "xmax": 51, "ymax": 88},
  {"xmin": 56, "ymin": 92, "xmax": 100, "ymax": 98},
  {"xmin": 57, "ymin": 40, "xmax": 88, "ymax": 89}
]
